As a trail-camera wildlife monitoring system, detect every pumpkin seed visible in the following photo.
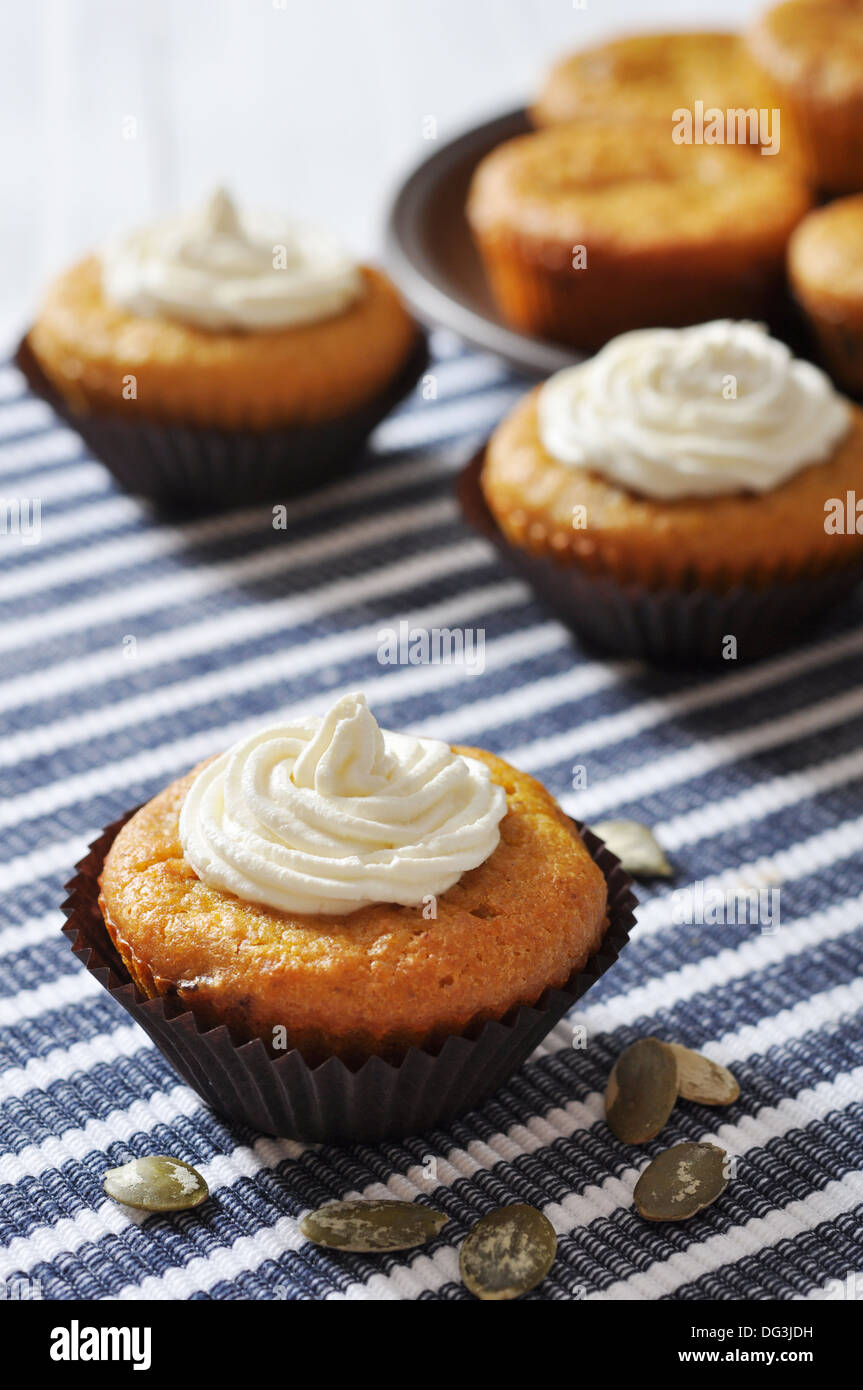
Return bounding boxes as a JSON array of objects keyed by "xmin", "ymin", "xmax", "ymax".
[
  {"xmin": 299, "ymin": 1200, "xmax": 447, "ymax": 1252},
  {"xmin": 591, "ymin": 820, "xmax": 672, "ymax": 878},
  {"xmin": 606, "ymin": 1037, "xmax": 679, "ymax": 1144},
  {"xmin": 103, "ymin": 1155, "xmax": 209, "ymax": 1212},
  {"xmin": 634, "ymin": 1142, "xmax": 728, "ymax": 1222},
  {"xmin": 668, "ymin": 1043, "xmax": 740, "ymax": 1106},
  {"xmin": 460, "ymin": 1204, "xmax": 557, "ymax": 1301}
]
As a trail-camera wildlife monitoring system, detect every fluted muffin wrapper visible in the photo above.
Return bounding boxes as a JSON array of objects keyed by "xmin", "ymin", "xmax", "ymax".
[
  {"xmin": 792, "ymin": 307, "xmax": 863, "ymax": 401},
  {"xmin": 470, "ymin": 230, "xmax": 788, "ymax": 354},
  {"xmin": 61, "ymin": 811, "xmax": 635, "ymax": 1144},
  {"xmin": 16, "ymin": 332, "xmax": 428, "ymax": 514},
  {"xmin": 458, "ymin": 447, "xmax": 863, "ymax": 667},
  {"xmin": 768, "ymin": 90, "xmax": 863, "ymax": 197}
]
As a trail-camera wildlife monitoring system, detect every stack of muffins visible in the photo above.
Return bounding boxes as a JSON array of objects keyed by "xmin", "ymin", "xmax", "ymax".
[{"xmin": 462, "ymin": 4, "xmax": 863, "ymax": 663}]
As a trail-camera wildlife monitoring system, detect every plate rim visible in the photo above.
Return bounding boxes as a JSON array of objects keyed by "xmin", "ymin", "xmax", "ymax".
[{"xmin": 384, "ymin": 105, "xmax": 583, "ymax": 378}]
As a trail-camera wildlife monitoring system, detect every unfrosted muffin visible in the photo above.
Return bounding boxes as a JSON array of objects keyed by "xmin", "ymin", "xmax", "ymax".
[
  {"xmin": 533, "ymin": 31, "xmax": 771, "ymax": 135},
  {"xmin": 481, "ymin": 320, "xmax": 863, "ymax": 590},
  {"xmin": 466, "ymin": 124, "xmax": 810, "ymax": 350},
  {"xmin": 28, "ymin": 189, "xmax": 418, "ymax": 430},
  {"xmin": 747, "ymin": 0, "xmax": 863, "ymax": 194},
  {"xmin": 789, "ymin": 195, "xmax": 863, "ymax": 393},
  {"xmin": 98, "ymin": 694, "xmax": 608, "ymax": 1066}
]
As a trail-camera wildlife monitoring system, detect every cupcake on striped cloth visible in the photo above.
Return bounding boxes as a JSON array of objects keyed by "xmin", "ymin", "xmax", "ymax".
[
  {"xmin": 21, "ymin": 189, "xmax": 424, "ymax": 509},
  {"xmin": 63, "ymin": 692, "xmax": 634, "ymax": 1141},
  {"xmin": 463, "ymin": 320, "xmax": 863, "ymax": 664}
]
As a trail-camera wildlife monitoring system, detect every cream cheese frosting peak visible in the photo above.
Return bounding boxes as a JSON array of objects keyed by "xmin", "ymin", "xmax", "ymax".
[
  {"xmin": 291, "ymin": 692, "xmax": 395, "ymax": 798},
  {"xmin": 178, "ymin": 693, "xmax": 508, "ymax": 916},
  {"xmin": 101, "ymin": 187, "xmax": 363, "ymax": 331},
  {"xmin": 538, "ymin": 320, "xmax": 851, "ymax": 500}
]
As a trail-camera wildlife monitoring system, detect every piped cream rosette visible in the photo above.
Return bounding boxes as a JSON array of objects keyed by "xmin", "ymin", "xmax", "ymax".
[
  {"xmin": 538, "ymin": 320, "xmax": 851, "ymax": 499},
  {"xmin": 102, "ymin": 188, "xmax": 363, "ymax": 331},
  {"xmin": 179, "ymin": 693, "xmax": 507, "ymax": 916}
]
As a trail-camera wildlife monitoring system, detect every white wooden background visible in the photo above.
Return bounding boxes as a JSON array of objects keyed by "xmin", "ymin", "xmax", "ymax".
[{"xmin": 1, "ymin": 0, "xmax": 756, "ymax": 337}]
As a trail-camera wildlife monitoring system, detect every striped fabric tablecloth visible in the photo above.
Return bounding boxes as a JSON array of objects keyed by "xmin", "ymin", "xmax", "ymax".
[{"xmin": 1, "ymin": 330, "xmax": 862, "ymax": 1302}]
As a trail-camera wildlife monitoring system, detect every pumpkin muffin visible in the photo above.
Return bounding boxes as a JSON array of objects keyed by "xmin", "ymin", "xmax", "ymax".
[
  {"xmin": 477, "ymin": 322, "xmax": 863, "ymax": 658},
  {"xmin": 98, "ymin": 693, "xmax": 608, "ymax": 1067},
  {"xmin": 466, "ymin": 123, "xmax": 810, "ymax": 351},
  {"xmin": 28, "ymin": 189, "xmax": 417, "ymax": 430},
  {"xmin": 789, "ymin": 195, "xmax": 863, "ymax": 394},
  {"xmin": 746, "ymin": 0, "xmax": 863, "ymax": 194},
  {"xmin": 532, "ymin": 31, "xmax": 774, "ymax": 137}
]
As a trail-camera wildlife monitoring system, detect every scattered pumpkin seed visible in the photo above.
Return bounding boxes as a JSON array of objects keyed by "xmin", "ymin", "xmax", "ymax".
[
  {"xmin": 634, "ymin": 1142, "xmax": 728, "ymax": 1222},
  {"xmin": 460, "ymin": 1204, "xmax": 557, "ymax": 1301},
  {"xmin": 103, "ymin": 1156, "xmax": 209, "ymax": 1212},
  {"xmin": 591, "ymin": 819, "xmax": 673, "ymax": 878},
  {"xmin": 299, "ymin": 1200, "xmax": 447, "ymax": 1252},
  {"xmin": 668, "ymin": 1043, "xmax": 740, "ymax": 1107},
  {"xmin": 606, "ymin": 1037, "xmax": 679, "ymax": 1144}
]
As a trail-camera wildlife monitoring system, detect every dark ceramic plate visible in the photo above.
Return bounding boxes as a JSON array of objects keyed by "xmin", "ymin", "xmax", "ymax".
[{"xmin": 385, "ymin": 107, "xmax": 581, "ymax": 378}]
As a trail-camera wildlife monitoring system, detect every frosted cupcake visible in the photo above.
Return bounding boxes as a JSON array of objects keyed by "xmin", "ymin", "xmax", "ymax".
[
  {"xmin": 97, "ymin": 692, "xmax": 608, "ymax": 1065},
  {"xmin": 470, "ymin": 320, "xmax": 863, "ymax": 662},
  {"xmin": 62, "ymin": 692, "xmax": 634, "ymax": 1140},
  {"xmin": 22, "ymin": 190, "xmax": 422, "ymax": 507}
]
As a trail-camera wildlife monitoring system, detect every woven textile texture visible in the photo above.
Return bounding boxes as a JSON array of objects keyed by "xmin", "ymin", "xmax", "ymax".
[{"xmin": 0, "ymin": 331, "xmax": 861, "ymax": 1301}]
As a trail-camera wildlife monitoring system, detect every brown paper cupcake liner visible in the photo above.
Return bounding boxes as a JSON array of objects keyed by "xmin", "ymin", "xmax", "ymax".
[
  {"xmin": 471, "ymin": 232, "xmax": 788, "ymax": 354},
  {"xmin": 777, "ymin": 94, "xmax": 863, "ymax": 197},
  {"xmin": 793, "ymin": 309, "xmax": 863, "ymax": 400},
  {"xmin": 16, "ymin": 332, "xmax": 428, "ymax": 514},
  {"xmin": 61, "ymin": 811, "xmax": 635, "ymax": 1144},
  {"xmin": 458, "ymin": 447, "xmax": 863, "ymax": 667}
]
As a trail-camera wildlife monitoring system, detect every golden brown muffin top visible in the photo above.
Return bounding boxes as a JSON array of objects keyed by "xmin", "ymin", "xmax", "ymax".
[
  {"xmin": 748, "ymin": 0, "xmax": 863, "ymax": 101},
  {"xmin": 789, "ymin": 194, "xmax": 863, "ymax": 299},
  {"xmin": 99, "ymin": 751, "xmax": 607, "ymax": 1065},
  {"xmin": 28, "ymin": 257, "xmax": 417, "ymax": 428},
  {"xmin": 533, "ymin": 31, "xmax": 767, "ymax": 128},
  {"xmin": 483, "ymin": 388, "xmax": 863, "ymax": 588},
  {"xmin": 467, "ymin": 123, "xmax": 811, "ymax": 256}
]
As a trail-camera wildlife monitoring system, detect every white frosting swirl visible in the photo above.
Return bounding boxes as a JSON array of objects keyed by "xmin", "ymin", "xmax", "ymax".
[
  {"xmin": 179, "ymin": 693, "xmax": 508, "ymax": 916},
  {"xmin": 101, "ymin": 188, "xmax": 363, "ymax": 330},
  {"xmin": 538, "ymin": 321, "xmax": 851, "ymax": 500}
]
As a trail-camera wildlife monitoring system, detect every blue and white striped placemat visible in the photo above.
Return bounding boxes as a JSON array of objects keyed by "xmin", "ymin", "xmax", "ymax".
[{"xmin": 1, "ymin": 330, "xmax": 862, "ymax": 1301}]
